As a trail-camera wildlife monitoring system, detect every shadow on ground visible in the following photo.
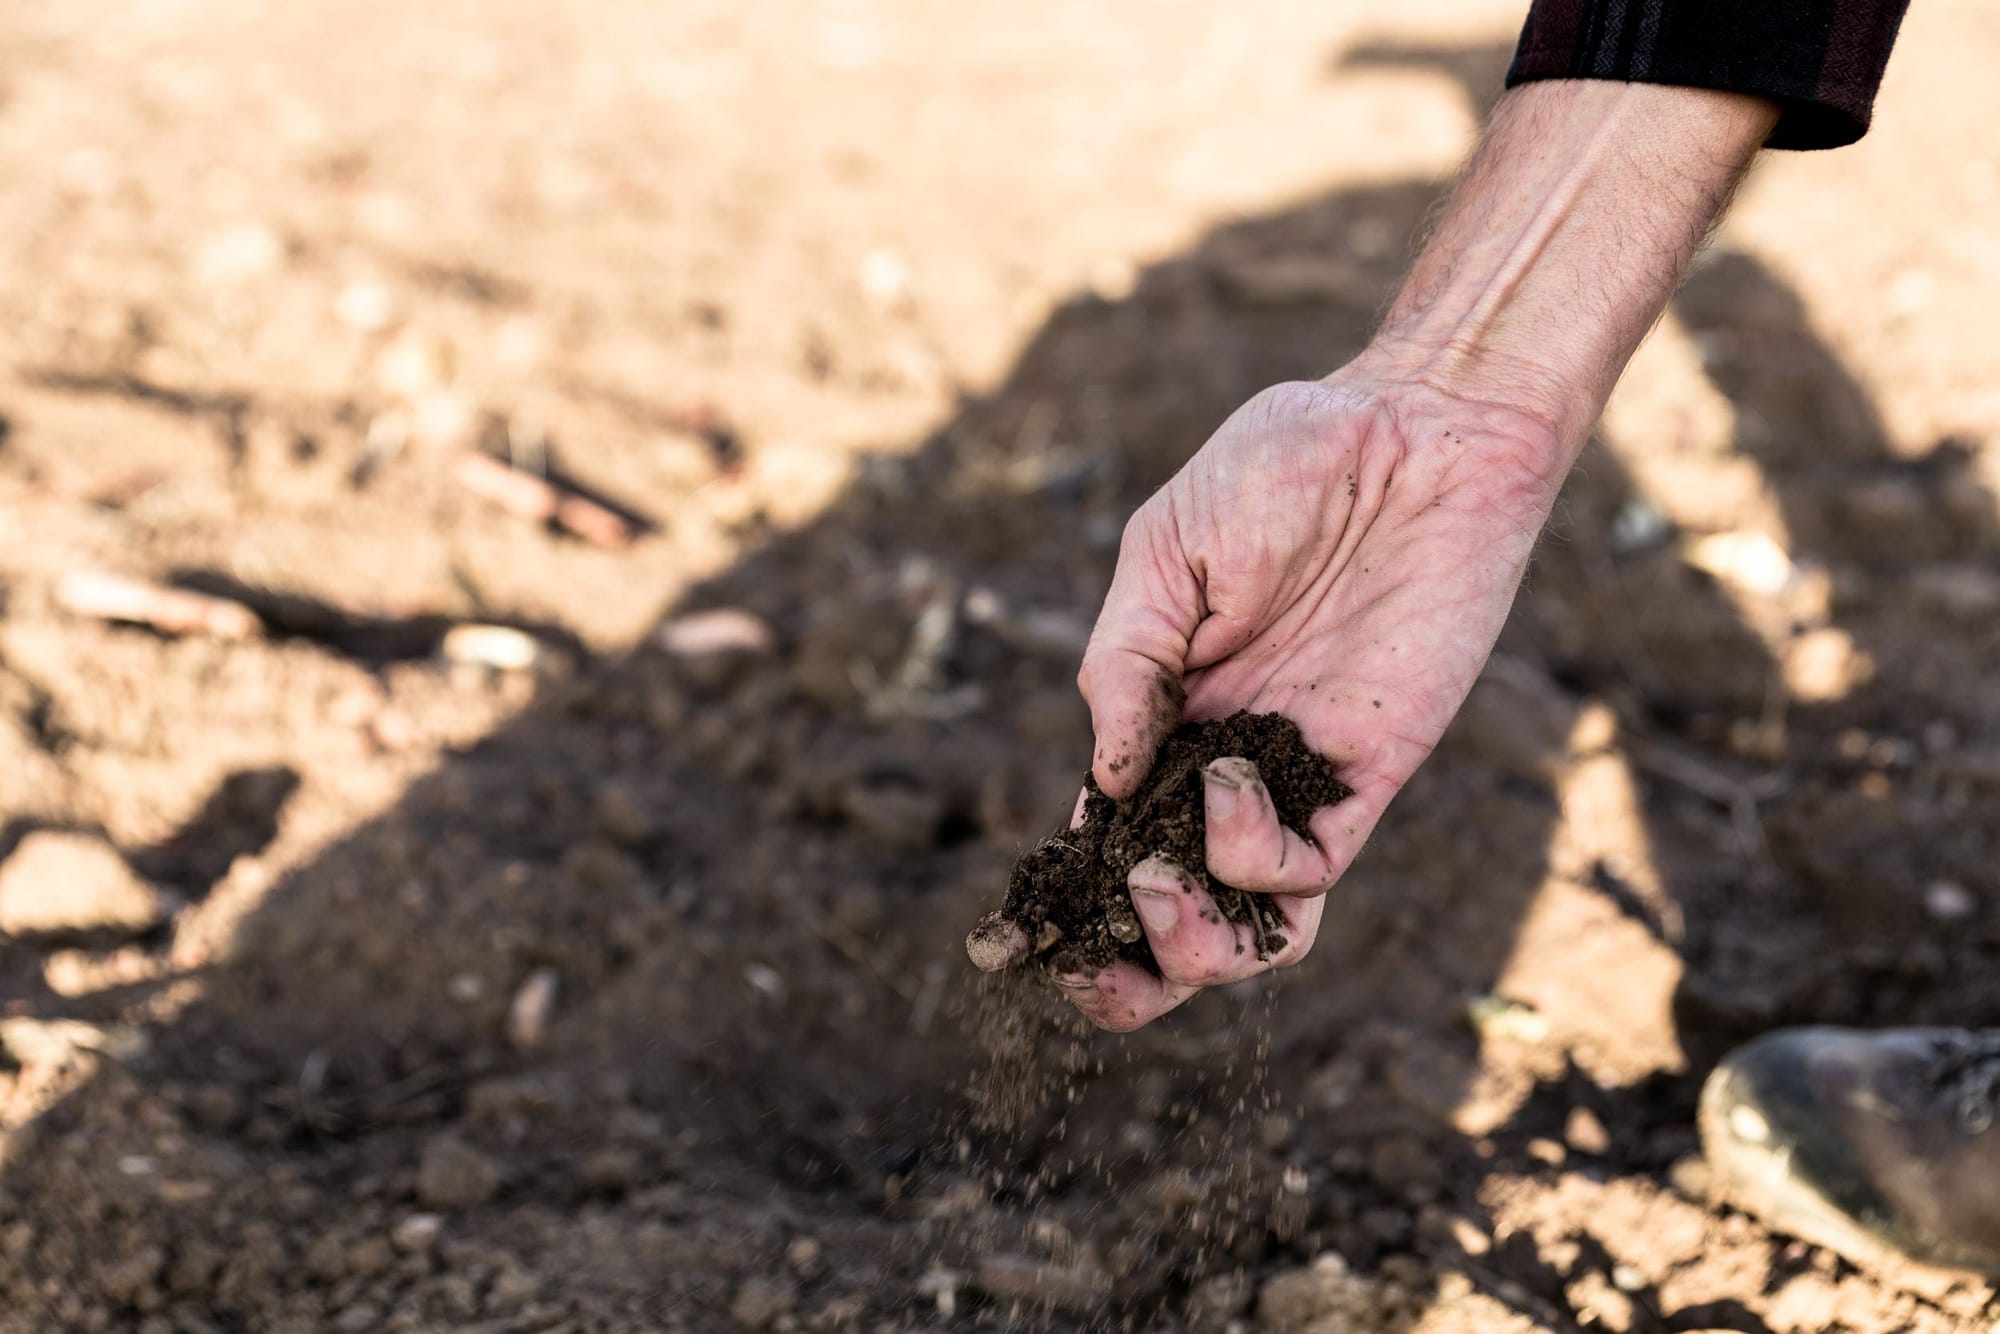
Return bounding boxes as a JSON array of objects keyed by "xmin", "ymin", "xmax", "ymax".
[{"xmin": 1, "ymin": 39, "xmax": 1996, "ymax": 1334}]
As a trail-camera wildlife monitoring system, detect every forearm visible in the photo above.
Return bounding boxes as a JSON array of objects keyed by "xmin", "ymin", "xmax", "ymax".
[{"xmin": 1349, "ymin": 80, "xmax": 1777, "ymax": 457}]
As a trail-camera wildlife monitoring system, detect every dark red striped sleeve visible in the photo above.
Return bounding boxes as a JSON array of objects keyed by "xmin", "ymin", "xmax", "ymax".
[{"xmin": 1507, "ymin": 0, "xmax": 1910, "ymax": 149}]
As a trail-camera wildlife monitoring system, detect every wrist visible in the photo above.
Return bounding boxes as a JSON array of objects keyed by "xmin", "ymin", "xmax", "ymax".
[
  {"xmin": 1338, "ymin": 333, "xmax": 1584, "ymax": 459},
  {"xmin": 1344, "ymin": 80, "xmax": 1776, "ymax": 469}
]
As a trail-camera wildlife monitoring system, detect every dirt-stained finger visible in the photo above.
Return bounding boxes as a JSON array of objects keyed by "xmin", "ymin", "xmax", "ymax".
[
  {"xmin": 1127, "ymin": 854, "xmax": 1267, "ymax": 988},
  {"xmin": 1077, "ymin": 655, "xmax": 1186, "ymax": 800},
  {"xmin": 1201, "ymin": 757, "xmax": 1341, "ymax": 895},
  {"xmin": 1053, "ymin": 961, "xmax": 1199, "ymax": 1033},
  {"xmin": 965, "ymin": 911, "xmax": 1030, "ymax": 972}
]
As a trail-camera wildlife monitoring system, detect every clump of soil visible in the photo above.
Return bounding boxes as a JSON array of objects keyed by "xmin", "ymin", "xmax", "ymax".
[{"xmin": 979, "ymin": 711, "xmax": 1350, "ymax": 977}]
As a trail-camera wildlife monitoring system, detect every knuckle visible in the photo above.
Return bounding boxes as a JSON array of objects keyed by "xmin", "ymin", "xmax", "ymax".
[{"xmin": 1208, "ymin": 851, "xmax": 1278, "ymax": 894}]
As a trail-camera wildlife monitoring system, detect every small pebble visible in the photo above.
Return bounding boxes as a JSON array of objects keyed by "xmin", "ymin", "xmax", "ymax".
[
  {"xmin": 416, "ymin": 1136, "xmax": 502, "ymax": 1209},
  {"xmin": 1926, "ymin": 880, "xmax": 1976, "ymax": 922},
  {"xmin": 785, "ymin": 1237, "xmax": 821, "ymax": 1273},
  {"xmin": 507, "ymin": 968, "xmax": 559, "ymax": 1051},
  {"xmin": 441, "ymin": 623, "xmax": 542, "ymax": 672},
  {"xmin": 390, "ymin": 1213, "xmax": 442, "ymax": 1253},
  {"xmin": 659, "ymin": 608, "xmax": 775, "ymax": 657},
  {"xmin": 1565, "ymin": 1106, "xmax": 1612, "ymax": 1156}
]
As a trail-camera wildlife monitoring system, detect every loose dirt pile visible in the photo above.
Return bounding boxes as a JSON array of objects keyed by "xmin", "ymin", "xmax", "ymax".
[
  {"xmin": 976, "ymin": 712, "xmax": 1350, "ymax": 976},
  {"xmin": 1, "ymin": 2, "xmax": 1997, "ymax": 1331}
]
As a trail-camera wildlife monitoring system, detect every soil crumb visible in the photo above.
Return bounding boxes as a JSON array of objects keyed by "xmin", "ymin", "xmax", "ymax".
[{"xmin": 980, "ymin": 711, "xmax": 1350, "ymax": 977}]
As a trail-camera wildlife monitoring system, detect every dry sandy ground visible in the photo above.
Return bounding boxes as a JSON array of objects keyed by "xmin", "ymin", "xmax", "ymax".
[{"xmin": 1, "ymin": 1, "xmax": 1998, "ymax": 1330}]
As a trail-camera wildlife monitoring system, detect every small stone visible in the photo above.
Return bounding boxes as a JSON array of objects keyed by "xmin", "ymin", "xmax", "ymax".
[
  {"xmin": 183, "ymin": 1084, "xmax": 244, "ymax": 1131},
  {"xmin": 840, "ymin": 776, "xmax": 944, "ymax": 849},
  {"xmin": 506, "ymin": 969, "xmax": 558, "ymax": 1051},
  {"xmin": 743, "ymin": 963, "xmax": 787, "ymax": 1000},
  {"xmin": 1784, "ymin": 627, "xmax": 1870, "ymax": 703},
  {"xmin": 0, "ymin": 1016, "xmax": 144, "ymax": 1066},
  {"xmin": 1667, "ymin": 1154, "xmax": 1712, "ymax": 1200},
  {"xmin": 98, "ymin": 1244, "xmax": 165, "ymax": 1307},
  {"xmin": 333, "ymin": 1304, "xmax": 381, "ymax": 1334},
  {"xmin": 0, "ymin": 831, "xmax": 172, "ymax": 937},
  {"xmin": 304, "ymin": 1234, "xmax": 347, "ymax": 1281},
  {"xmin": 1464, "ymin": 994, "xmax": 1550, "ymax": 1044},
  {"xmin": 915, "ymin": 1266, "xmax": 963, "ymax": 1317},
  {"xmin": 658, "ymin": 608, "xmax": 775, "ymax": 658},
  {"xmin": 1185, "ymin": 1268, "xmax": 1253, "ymax": 1321},
  {"xmin": 1257, "ymin": 1253, "xmax": 1383, "ymax": 1333},
  {"xmin": 729, "ymin": 1277, "xmax": 795, "ymax": 1329},
  {"xmin": 1568, "ymin": 700, "xmax": 1618, "ymax": 755},
  {"xmin": 441, "ymin": 624, "xmax": 542, "ymax": 672},
  {"xmin": 1104, "ymin": 896, "xmax": 1142, "ymax": 943},
  {"xmin": 1566, "ymin": 1270, "xmax": 1636, "ymax": 1331},
  {"xmin": 972, "ymin": 1254, "xmax": 1111, "ymax": 1314},
  {"xmin": 858, "ymin": 247, "xmax": 911, "ymax": 310},
  {"xmin": 1681, "ymin": 529, "xmax": 1796, "ymax": 598},
  {"xmin": 1564, "ymin": 1106, "xmax": 1612, "ymax": 1156},
  {"xmin": 416, "ymin": 1136, "xmax": 502, "ymax": 1209},
  {"xmin": 785, "ymin": 1237, "xmax": 822, "ymax": 1274},
  {"xmin": 1455, "ymin": 1215, "xmax": 1496, "ymax": 1259},
  {"xmin": 594, "ymin": 783, "xmax": 655, "ymax": 845},
  {"xmin": 488, "ymin": 1264, "xmax": 538, "ymax": 1306},
  {"xmin": 578, "ymin": 1148, "xmax": 642, "ymax": 1193},
  {"xmin": 1435, "ymin": 1270, "xmax": 1476, "ymax": 1303},
  {"xmin": 1608, "ymin": 496, "xmax": 1672, "ymax": 554},
  {"xmin": 335, "ymin": 281, "xmax": 396, "ymax": 332},
  {"xmin": 390, "ymin": 1213, "xmax": 443, "ymax": 1253},
  {"xmin": 1925, "ymin": 880, "xmax": 1977, "ymax": 922},
  {"xmin": 1527, "ymin": 1138, "xmax": 1567, "ymax": 1167},
  {"xmin": 344, "ymin": 1236, "xmax": 395, "ymax": 1276},
  {"xmin": 196, "ymin": 220, "xmax": 284, "ymax": 284}
]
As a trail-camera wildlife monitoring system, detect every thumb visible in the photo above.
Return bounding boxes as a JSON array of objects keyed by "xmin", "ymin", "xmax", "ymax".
[{"xmin": 1077, "ymin": 518, "xmax": 1200, "ymax": 798}]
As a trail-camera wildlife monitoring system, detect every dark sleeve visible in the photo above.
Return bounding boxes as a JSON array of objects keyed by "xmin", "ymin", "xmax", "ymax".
[{"xmin": 1507, "ymin": 0, "xmax": 1910, "ymax": 150}]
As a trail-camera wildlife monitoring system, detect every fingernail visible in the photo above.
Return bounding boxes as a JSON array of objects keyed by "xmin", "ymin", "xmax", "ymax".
[
  {"xmin": 1203, "ymin": 766, "xmax": 1243, "ymax": 819},
  {"xmin": 1052, "ymin": 973, "xmax": 1096, "ymax": 991},
  {"xmin": 1130, "ymin": 887, "xmax": 1178, "ymax": 934}
]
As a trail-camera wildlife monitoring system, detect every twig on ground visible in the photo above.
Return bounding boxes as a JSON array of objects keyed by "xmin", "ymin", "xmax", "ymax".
[
  {"xmin": 449, "ymin": 448, "xmax": 635, "ymax": 548},
  {"xmin": 56, "ymin": 571, "xmax": 261, "ymax": 640}
]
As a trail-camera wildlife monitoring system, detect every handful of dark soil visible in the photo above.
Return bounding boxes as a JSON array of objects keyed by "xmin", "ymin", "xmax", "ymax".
[{"xmin": 969, "ymin": 711, "xmax": 1350, "ymax": 977}]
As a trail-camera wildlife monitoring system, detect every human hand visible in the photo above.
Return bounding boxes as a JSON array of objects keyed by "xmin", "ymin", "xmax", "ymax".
[{"xmin": 1059, "ymin": 369, "xmax": 1565, "ymax": 1030}]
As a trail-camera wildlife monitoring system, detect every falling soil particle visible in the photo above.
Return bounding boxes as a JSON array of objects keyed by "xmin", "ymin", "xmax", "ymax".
[{"xmin": 982, "ymin": 711, "xmax": 1349, "ymax": 976}]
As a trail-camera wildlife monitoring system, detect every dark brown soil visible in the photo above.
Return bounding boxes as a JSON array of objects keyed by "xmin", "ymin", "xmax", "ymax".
[
  {"xmin": 1, "ymin": 8, "xmax": 1997, "ymax": 1332},
  {"xmin": 996, "ymin": 712, "xmax": 1351, "ymax": 975}
]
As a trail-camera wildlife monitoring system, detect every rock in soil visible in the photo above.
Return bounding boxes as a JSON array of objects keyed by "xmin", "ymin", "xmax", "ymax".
[
  {"xmin": 1258, "ymin": 1253, "xmax": 1433, "ymax": 1334},
  {"xmin": 971, "ymin": 1253, "xmax": 1112, "ymax": 1314},
  {"xmin": 971, "ymin": 711, "xmax": 1348, "ymax": 976},
  {"xmin": 0, "ymin": 831, "xmax": 173, "ymax": 937},
  {"xmin": 416, "ymin": 1136, "xmax": 503, "ymax": 1209}
]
